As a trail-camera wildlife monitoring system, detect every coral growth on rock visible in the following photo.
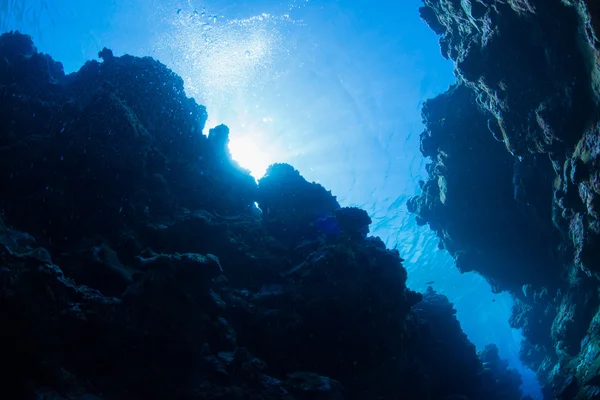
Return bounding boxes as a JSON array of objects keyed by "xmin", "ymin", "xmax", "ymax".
[
  {"xmin": 0, "ymin": 32, "xmax": 523, "ymax": 399},
  {"xmin": 412, "ymin": 0, "xmax": 600, "ymax": 398}
]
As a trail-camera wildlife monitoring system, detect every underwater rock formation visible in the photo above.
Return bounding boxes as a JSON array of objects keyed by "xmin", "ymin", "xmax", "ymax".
[
  {"xmin": 0, "ymin": 31, "xmax": 523, "ymax": 399},
  {"xmin": 413, "ymin": 288, "xmax": 524, "ymax": 400},
  {"xmin": 413, "ymin": 0, "xmax": 600, "ymax": 398},
  {"xmin": 407, "ymin": 84, "xmax": 562, "ymax": 293}
]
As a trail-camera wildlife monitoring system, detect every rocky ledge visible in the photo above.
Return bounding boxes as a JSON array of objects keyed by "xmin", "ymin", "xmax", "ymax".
[{"xmin": 411, "ymin": 0, "xmax": 600, "ymax": 398}]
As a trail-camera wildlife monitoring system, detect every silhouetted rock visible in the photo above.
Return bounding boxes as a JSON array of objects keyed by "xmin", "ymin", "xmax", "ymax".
[
  {"xmin": 333, "ymin": 206, "xmax": 372, "ymax": 239},
  {"xmin": 257, "ymin": 163, "xmax": 340, "ymax": 247},
  {"xmin": 412, "ymin": 288, "xmax": 524, "ymax": 400},
  {"xmin": 478, "ymin": 344, "xmax": 524, "ymax": 400},
  {"xmin": 0, "ymin": 31, "xmax": 522, "ymax": 400}
]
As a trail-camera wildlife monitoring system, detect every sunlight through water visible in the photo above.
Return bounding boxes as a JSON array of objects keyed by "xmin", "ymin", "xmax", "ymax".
[
  {"xmin": 152, "ymin": 4, "xmax": 306, "ymax": 177},
  {"xmin": 226, "ymin": 121, "xmax": 277, "ymax": 179}
]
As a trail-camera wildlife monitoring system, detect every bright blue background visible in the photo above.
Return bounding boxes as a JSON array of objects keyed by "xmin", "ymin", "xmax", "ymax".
[{"xmin": 1, "ymin": 0, "xmax": 540, "ymax": 397}]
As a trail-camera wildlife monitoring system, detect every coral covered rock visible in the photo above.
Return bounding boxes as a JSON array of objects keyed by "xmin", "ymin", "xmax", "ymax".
[
  {"xmin": 412, "ymin": 0, "xmax": 600, "ymax": 398},
  {"xmin": 0, "ymin": 31, "xmax": 523, "ymax": 400},
  {"xmin": 257, "ymin": 163, "xmax": 340, "ymax": 247},
  {"xmin": 333, "ymin": 206, "xmax": 372, "ymax": 239},
  {"xmin": 407, "ymin": 84, "xmax": 562, "ymax": 293}
]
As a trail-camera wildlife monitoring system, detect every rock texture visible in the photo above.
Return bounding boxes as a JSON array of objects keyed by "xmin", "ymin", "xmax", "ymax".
[
  {"xmin": 0, "ymin": 32, "xmax": 522, "ymax": 400},
  {"xmin": 411, "ymin": 0, "xmax": 600, "ymax": 398}
]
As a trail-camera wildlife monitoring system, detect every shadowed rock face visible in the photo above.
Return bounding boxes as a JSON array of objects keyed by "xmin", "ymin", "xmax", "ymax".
[
  {"xmin": 407, "ymin": 84, "xmax": 562, "ymax": 293},
  {"xmin": 412, "ymin": 0, "xmax": 600, "ymax": 398},
  {"xmin": 420, "ymin": 0, "xmax": 596, "ymax": 156},
  {"xmin": 0, "ymin": 31, "xmax": 523, "ymax": 400}
]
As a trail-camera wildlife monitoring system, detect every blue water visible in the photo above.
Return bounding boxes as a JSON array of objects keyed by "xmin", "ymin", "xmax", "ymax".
[{"xmin": 1, "ymin": 0, "xmax": 541, "ymax": 397}]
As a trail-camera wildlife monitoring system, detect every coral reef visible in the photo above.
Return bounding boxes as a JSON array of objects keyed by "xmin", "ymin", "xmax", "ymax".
[
  {"xmin": 0, "ymin": 32, "xmax": 523, "ymax": 400},
  {"xmin": 412, "ymin": 0, "xmax": 600, "ymax": 398},
  {"xmin": 407, "ymin": 84, "xmax": 562, "ymax": 293},
  {"xmin": 413, "ymin": 288, "xmax": 521, "ymax": 400}
]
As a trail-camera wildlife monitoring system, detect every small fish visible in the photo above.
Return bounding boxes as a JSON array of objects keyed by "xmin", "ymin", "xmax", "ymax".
[{"xmin": 425, "ymin": 281, "xmax": 435, "ymax": 285}]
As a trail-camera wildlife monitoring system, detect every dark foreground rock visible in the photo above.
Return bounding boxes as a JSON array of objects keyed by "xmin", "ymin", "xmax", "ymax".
[
  {"xmin": 0, "ymin": 31, "xmax": 523, "ymax": 399},
  {"xmin": 411, "ymin": 0, "xmax": 600, "ymax": 398}
]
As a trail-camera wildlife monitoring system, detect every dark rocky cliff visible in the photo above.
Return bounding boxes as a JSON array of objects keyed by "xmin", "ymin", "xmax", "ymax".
[
  {"xmin": 0, "ymin": 31, "xmax": 521, "ymax": 399},
  {"xmin": 410, "ymin": 0, "xmax": 600, "ymax": 398}
]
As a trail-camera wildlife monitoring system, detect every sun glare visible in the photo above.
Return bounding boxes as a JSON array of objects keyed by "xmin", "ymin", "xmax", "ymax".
[
  {"xmin": 228, "ymin": 133, "xmax": 273, "ymax": 179},
  {"xmin": 153, "ymin": 7, "xmax": 302, "ymax": 180}
]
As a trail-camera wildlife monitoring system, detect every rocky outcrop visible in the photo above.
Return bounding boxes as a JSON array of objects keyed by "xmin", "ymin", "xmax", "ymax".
[
  {"xmin": 412, "ymin": 0, "xmax": 600, "ymax": 398},
  {"xmin": 0, "ymin": 31, "xmax": 523, "ymax": 400},
  {"xmin": 407, "ymin": 84, "xmax": 562, "ymax": 293},
  {"xmin": 478, "ymin": 344, "xmax": 524, "ymax": 400},
  {"xmin": 413, "ymin": 288, "xmax": 523, "ymax": 400}
]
